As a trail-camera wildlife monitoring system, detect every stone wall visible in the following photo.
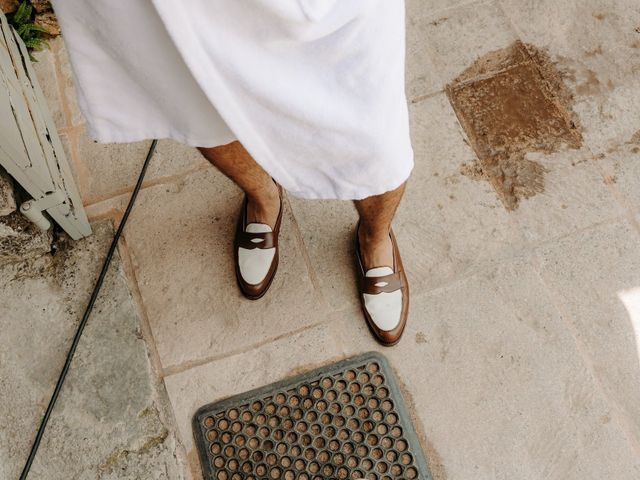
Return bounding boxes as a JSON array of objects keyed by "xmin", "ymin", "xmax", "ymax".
[{"xmin": 1, "ymin": 0, "xmax": 59, "ymax": 35}]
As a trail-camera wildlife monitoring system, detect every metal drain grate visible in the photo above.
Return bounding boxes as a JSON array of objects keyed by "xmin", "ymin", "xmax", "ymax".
[{"xmin": 193, "ymin": 352, "xmax": 432, "ymax": 480}]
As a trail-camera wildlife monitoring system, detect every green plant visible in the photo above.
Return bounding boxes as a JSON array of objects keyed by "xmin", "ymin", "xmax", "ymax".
[{"xmin": 9, "ymin": 1, "xmax": 48, "ymax": 61}]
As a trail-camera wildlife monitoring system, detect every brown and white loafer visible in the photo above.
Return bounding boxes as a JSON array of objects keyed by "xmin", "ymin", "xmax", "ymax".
[
  {"xmin": 354, "ymin": 223, "xmax": 409, "ymax": 346},
  {"xmin": 234, "ymin": 182, "xmax": 283, "ymax": 300}
]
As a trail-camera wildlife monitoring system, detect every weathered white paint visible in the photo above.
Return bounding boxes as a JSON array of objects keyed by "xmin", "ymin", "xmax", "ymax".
[{"xmin": 0, "ymin": 11, "xmax": 90, "ymax": 239}]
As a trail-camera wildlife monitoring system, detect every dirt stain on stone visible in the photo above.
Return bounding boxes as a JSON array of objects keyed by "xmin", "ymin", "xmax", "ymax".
[
  {"xmin": 627, "ymin": 130, "xmax": 640, "ymax": 145},
  {"xmin": 446, "ymin": 41, "xmax": 583, "ymax": 210}
]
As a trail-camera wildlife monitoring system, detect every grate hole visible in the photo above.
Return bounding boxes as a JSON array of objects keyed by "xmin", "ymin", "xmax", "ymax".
[{"xmin": 194, "ymin": 355, "xmax": 430, "ymax": 479}]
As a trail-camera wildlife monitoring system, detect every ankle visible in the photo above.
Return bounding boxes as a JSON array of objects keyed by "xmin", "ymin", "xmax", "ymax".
[
  {"xmin": 358, "ymin": 224, "xmax": 391, "ymax": 245},
  {"xmin": 247, "ymin": 180, "xmax": 279, "ymax": 209},
  {"xmin": 245, "ymin": 180, "xmax": 280, "ymax": 227}
]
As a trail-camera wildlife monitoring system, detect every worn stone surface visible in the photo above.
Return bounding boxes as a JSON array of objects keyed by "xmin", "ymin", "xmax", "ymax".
[
  {"xmin": 536, "ymin": 220, "xmax": 640, "ymax": 447},
  {"xmin": 0, "ymin": 167, "xmax": 16, "ymax": 216},
  {"xmin": 398, "ymin": 94, "xmax": 525, "ymax": 291},
  {"xmin": 285, "ymin": 197, "xmax": 359, "ymax": 312},
  {"xmin": 71, "ymin": 127, "xmax": 209, "ymax": 204},
  {"xmin": 329, "ymin": 256, "xmax": 640, "ymax": 479},
  {"xmin": 31, "ymin": 37, "xmax": 65, "ymax": 130},
  {"xmin": 498, "ymin": 0, "xmax": 640, "ymax": 154},
  {"xmin": 448, "ymin": 41, "xmax": 583, "ymax": 209},
  {"xmin": 120, "ymin": 167, "xmax": 324, "ymax": 370},
  {"xmin": 404, "ymin": 0, "xmax": 447, "ymax": 100},
  {"xmin": 163, "ymin": 322, "xmax": 344, "ymax": 480},
  {"xmin": 30, "ymin": 0, "xmax": 51, "ymax": 13},
  {"xmin": 0, "ymin": 222, "xmax": 182, "ymax": 479},
  {"xmin": 0, "ymin": 211, "xmax": 52, "ymax": 266},
  {"xmin": 51, "ymin": 37, "xmax": 84, "ymax": 127},
  {"xmin": 6, "ymin": 1, "xmax": 640, "ymax": 479},
  {"xmin": 34, "ymin": 11, "xmax": 59, "ymax": 36},
  {"xmin": 511, "ymin": 157, "xmax": 622, "ymax": 243},
  {"xmin": 0, "ymin": 0, "xmax": 18, "ymax": 14},
  {"xmin": 417, "ymin": 0, "xmax": 520, "ymax": 89},
  {"xmin": 599, "ymin": 141, "xmax": 640, "ymax": 211}
]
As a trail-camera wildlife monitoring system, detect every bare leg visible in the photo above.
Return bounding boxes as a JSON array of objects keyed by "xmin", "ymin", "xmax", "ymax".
[
  {"xmin": 198, "ymin": 141, "xmax": 280, "ymax": 227},
  {"xmin": 354, "ymin": 182, "xmax": 407, "ymax": 270}
]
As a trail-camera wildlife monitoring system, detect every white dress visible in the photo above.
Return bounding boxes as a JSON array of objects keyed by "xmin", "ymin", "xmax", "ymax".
[{"xmin": 51, "ymin": 0, "xmax": 414, "ymax": 200}]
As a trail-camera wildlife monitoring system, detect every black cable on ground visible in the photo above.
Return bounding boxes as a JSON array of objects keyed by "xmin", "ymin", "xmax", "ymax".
[{"xmin": 19, "ymin": 139, "xmax": 158, "ymax": 480}]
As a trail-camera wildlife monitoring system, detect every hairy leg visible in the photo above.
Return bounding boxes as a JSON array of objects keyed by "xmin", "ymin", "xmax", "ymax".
[
  {"xmin": 198, "ymin": 141, "xmax": 280, "ymax": 227},
  {"xmin": 354, "ymin": 182, "xmax": 407, "ymax": 270}
]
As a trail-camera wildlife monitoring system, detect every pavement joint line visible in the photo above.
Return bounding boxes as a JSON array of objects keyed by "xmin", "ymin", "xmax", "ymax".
[
  {"xmin": 161, "ymin": 313, "xmax": 346, "ymax": 379},
  {"xmin": 410, "ymin": 89, "xmax": 445, "ymax": 105},
  {"xmin": 86, "ymin": 208, "xmax": 123, "ymax": 225},
  {"xmin": 282, "ymin": 191, "xmax": 325, "ymax": 302},
  {"xmin": 526, "ymin": 213, "xmax": 628, "ymax": 249},
  {"xmin": 396, "ymin": 214, "xmax": 630, "ymax": 309},
  {"xmin": 446, "ymin": 60, "xmax": 532, "ymax": 89},
  {"xmin": 422, "ymin": 0, "xmax": 493, "ymax": 22},
  {"xmin": 114, "ymin": 238, "xmax": 194, "ymax": 477},
  {"xmin": 82, "ymin": 163, "xmax": 212, "ymax": 208},
  {"xmin": 115, "ymin": 235, "xmax": 166, "ymax": 378}
]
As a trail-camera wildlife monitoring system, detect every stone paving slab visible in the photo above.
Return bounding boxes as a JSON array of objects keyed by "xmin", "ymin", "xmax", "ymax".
[
  {"xmin": 536, "ymin": 220, "xmax": 640, "ymax": 448},
  {"xmin": 119, "ymin": 167, "xmax": 325, "ymax": 371},
  {"xmin": 5, "ymin": 1, "xmax": 640, "ymax": 479},
  {"xmin": 57, "ymin": 130, "xmax": 210, "ymax": 206},
  {"xmin": 397, "ymin": 95, "xmax": 526, "ymax": 291},
  {"xmin": 405, "ymin": 0, "xmax": 449, "ymax": 100},
  {"xmin": 0, "ymin": 222, "xmax": 182, "ymax": 479},
  {"xmin": 510, "ymin": 157, "xmax": 623, "ymax": 243},
  {"xmin": 417, "ymin": 0, "xmax": 520, "ymax": 89},
  {"xmin": 163, "ymin": 322, "xmax": 344, "ymax": 480},
  {"xmin": 328, "ymin": 255, "xmax": 640, "ymax": 480},
  {"xmin": 499, "ymin": 0, "xmax": 640, "ymax": 84}
]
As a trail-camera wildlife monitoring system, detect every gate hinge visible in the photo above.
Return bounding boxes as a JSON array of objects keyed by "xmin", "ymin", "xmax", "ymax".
[{"xmin": 20, "ymin": 190, "xmax": 69, "ymax": 231}]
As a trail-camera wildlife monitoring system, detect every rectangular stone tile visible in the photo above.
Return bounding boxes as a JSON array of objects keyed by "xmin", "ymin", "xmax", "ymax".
[
  {"xmin": 0, "ymin": 222, "xmax": 182, "ymax": 480},
  {"xmin": 536, "ymin": 220, "xmax": 640, "ymax": 449},
  {"xmin": 71, "ymin": 126, "xmax": 209, "ymax": 204},
  {"xmin": 416, "ymin": 0, "xmax": 520, "ymax": 88},
  {"xmin": 510, "ymin": 158, "xmax": 623, "ymax": 244},
  {"xmin": 499, "ymin": 0, "xmax": 640, "ymax": 154},
  {"xmin": 163, "ymin": 323, "xmax": 343, "ymax": 480},
  {"xmin": 122, "ymin": 168, "xmax": 324, "ymax": 370},
  {"xmin": 329, "ymin": 256, "xmax": 640, "ymax": 479}
]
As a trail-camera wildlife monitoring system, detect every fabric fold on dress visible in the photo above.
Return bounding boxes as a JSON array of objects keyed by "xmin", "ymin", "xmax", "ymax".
[{"xmin": 51, "ymin": 0, "xmax": 413, "ymax": 200}]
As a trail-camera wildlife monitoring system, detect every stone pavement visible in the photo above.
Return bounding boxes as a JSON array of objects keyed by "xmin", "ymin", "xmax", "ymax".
[{"xmin": 2, "ymin": 0, "xmax": 640, "ymax": 478}]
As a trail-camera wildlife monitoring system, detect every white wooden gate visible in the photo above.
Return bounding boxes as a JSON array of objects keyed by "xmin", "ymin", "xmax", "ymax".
[{"xmin": 0, "ymin": 11, "xmax": 90, "ymax": 240}]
